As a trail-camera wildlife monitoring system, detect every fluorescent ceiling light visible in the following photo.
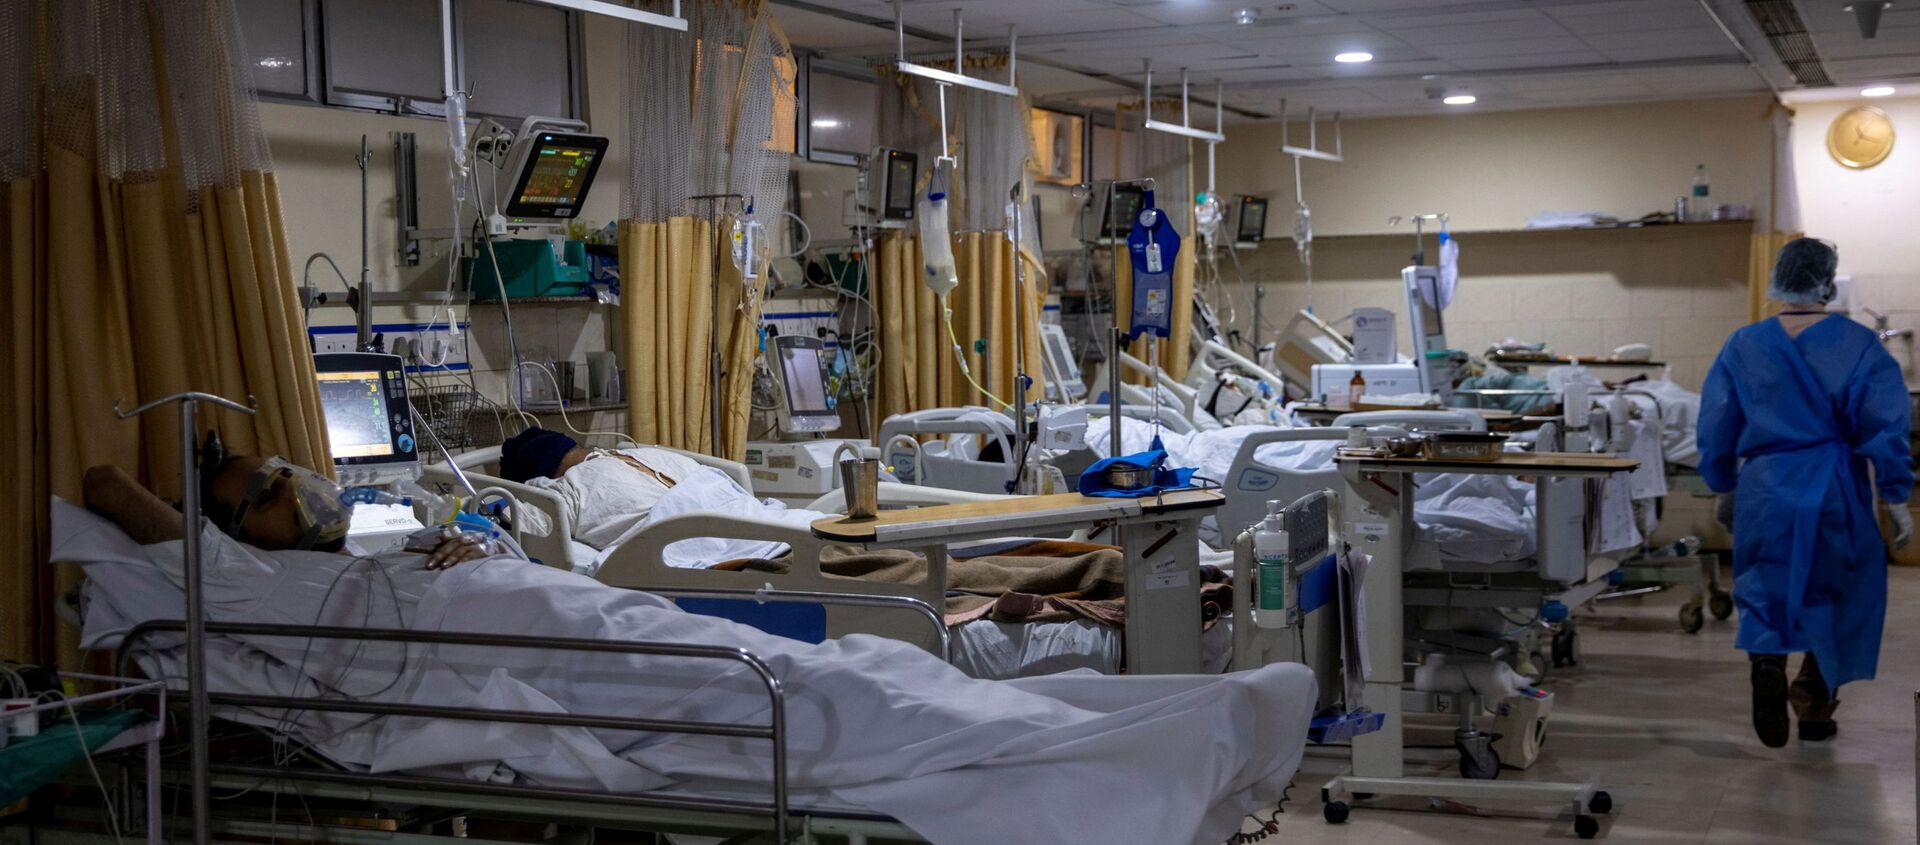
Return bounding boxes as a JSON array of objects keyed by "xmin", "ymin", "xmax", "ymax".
[
  {"xmin": 1862, "ymin": 86, "xmax": 1896, "ymax": 97},
  {"xmin": 811, "ymin": 119, "xmax": 843, "ymax": 129},
  {"xmin": 1334, "ymin": 52, "xmax": 1373, "ymax": 63},
  {"xmin": 257, "ymin": 56, "xmax": 295, "ymax": 69},
  {"xmin": 1443, "ymin": 95, "xmax": 1477, "ymax": 105}
]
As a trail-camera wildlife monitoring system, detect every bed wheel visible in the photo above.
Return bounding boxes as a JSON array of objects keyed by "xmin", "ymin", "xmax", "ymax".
[
  {"xmin": 1588, "ymin": 791, "xmax": 1613, "ymax": 815},
  {"xmin": 1551, "ymin": 628, "xmax": 1580, "ymax": 668},
  {"xmin": 1457, "ymin": 739, "xmax": 1501, "ymax": 780},
  {"xmin": 1575, "ymin": 814, "xmax": 1600, "ymax": 839},
  {"xmin": 1322, "ymin": 801, "xmax": 1350, "ymax": 824},
  {"xmin": 1709, "ymin": 591, "xmax": 1734, "ymax": 620},
  {"xmin": 1679, "ymin": 600, "xmax": 1705, "ymax": 634}
]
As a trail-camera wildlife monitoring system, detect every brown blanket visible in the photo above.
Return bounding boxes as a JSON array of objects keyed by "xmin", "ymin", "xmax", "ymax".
[{"xmin": 715, "ymin": 540, "xmax": 1231, "ymax": 628}]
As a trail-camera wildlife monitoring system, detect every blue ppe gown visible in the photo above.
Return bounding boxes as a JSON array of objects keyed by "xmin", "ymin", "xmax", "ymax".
[{"xmin": 1698, "ymin": 315, "xmax": 1913, "ymax": 695}]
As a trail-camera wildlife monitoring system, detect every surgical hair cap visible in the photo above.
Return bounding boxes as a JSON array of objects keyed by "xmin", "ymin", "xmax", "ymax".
[
  {"xmin": 1770, "ymin": 238, "xmax": 1839, "ymax": 306},
  {"xmin": 500, "ymin": 427, "xmax": 578, "ymax": 483}
]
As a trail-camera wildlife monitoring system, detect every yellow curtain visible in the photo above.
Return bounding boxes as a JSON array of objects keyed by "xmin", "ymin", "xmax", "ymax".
[
  {"xmin": 619, "ymin": 0, "xmax": 788, "ymax": 461},
  {"xmin": 5, "ymin": 3, "xmax": 327, "ymax": 665},
  {"xmin": 620, "ymin": 218, "xmax": 716, "ymax": 454},
  {"xmin": 1748, "ymin": 232, "xmax": 1799, "ymax": 321},
  {"xmin": 952, "ymin": 233, "xmax": 1047, "ymax": 407},
  {"xmin": 872, "ymin": 231, "xmax": 958, "ymax": 418}
]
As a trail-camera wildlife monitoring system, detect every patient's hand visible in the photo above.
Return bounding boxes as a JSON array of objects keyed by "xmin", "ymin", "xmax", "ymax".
[{"xmin": 424, "ymin": 533, "xmax": 495, "ymax": 571}]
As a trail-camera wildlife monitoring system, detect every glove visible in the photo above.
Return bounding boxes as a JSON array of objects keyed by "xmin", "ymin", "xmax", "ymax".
[
  {"xmin": 1714, "ymin": 494, "xmax": 1735, "ymax": 531},
  {"xmin": 1889, "ymin": 503, "xmax": 1913, "ymax": 552}
]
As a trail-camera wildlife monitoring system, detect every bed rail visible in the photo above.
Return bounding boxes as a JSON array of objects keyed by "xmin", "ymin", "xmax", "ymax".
[{"xmin": 117, "ymin": 620, "xmax": 795, "ymax": 843}]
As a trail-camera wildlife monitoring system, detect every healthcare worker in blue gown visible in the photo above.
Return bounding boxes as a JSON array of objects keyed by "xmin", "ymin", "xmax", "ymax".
[{"xmin": 1698, "ymin": 238, "xmax": 1914, "ymax": 748}]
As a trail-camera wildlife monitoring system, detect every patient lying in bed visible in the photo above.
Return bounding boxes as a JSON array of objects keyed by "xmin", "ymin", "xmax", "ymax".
[{"xmin": 58, "ymin": 458, "xmax": 1315, "ymax": 845}]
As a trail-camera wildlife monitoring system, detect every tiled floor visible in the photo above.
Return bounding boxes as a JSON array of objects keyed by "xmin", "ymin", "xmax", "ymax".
[{"xmin": 1267, "ymin": 564, "xmax": 1920, "ymax": 843}]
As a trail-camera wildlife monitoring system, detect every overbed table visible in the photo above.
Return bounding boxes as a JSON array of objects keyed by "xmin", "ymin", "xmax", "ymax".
[
  {"xmin": 813, "ymin": 489, "xmax": 1225, "ymax": 674},
  {"xmin": 1323, "ymin": 451, "xmax": 1638, "ymax": 837}
]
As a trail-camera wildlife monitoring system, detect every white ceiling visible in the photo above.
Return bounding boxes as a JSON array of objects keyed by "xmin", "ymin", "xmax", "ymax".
[{"xmin": 772, "ymin": 0, "xmax": 1920, "ymax": 120}]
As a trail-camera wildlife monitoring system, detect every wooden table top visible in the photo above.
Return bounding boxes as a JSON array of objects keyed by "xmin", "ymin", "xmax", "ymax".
[{"xmin": 811, "ymin": 489, "xmax": 1226, "ymax": 543}]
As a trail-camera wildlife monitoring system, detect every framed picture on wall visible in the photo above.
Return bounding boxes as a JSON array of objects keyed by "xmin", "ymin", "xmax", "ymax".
[{"xmin": 1029, "ymin": 108, "xmax": 1085, "ymax": 185}]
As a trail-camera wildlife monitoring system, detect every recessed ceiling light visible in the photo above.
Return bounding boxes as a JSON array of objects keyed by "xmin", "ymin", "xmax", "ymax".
[
  {"xmin": 1232, "ymin": 7, "xmax": 1259, "ymax": 25},
  {"xmin": 1334, "ymin": 51, "xmax": 1373, "ymax": 63},
  {"xmin": 1443, "ymin": 95, "xmax": 1477, "ymax": 106},
  {"xmin": 1421, "ymin": 74, "xmax": 1441, "ymax": 81},
  {"xmin": 1862, "ymin": 86, "xmax": 1896, "ymax": 97}
]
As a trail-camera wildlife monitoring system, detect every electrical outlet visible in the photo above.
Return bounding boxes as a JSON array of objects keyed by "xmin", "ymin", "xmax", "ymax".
[
  {"xmin": 311, "ymin": 331, "xmax": 357, "ymax": 354},
  {"xmin": 307, "ymin": 323, "xmax": 469, "ymax": 370},
  {"xmin": 385, "ymin": 324, "xmax": 471, "ymax": 371}
]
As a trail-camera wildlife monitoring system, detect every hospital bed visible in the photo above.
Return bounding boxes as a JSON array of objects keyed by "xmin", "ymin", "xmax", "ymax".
[
  {"xmin": 880, "ymin": 402, "xmax": 1195, "ymax": 495},
  {"xmin": 424, "ymin": 441, "xmax": 1217, "ymax": 678},
  {"xmin": 1187, "ymin": 337, "xmax": 1288, "ymax": 423},
  {"xmin": 421, "ymin": 443, "xmax": 753, "ymax": 573},
  {"xmin": 1219, "ymin": 408, "xmax": 1627, "ymax": 677},
  {"xmin": 50, "ymin": 501, "xmax": 1315, "ymax": 845}
]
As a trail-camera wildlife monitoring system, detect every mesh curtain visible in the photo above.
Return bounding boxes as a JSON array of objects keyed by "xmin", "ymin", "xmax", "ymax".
[
  {"xmin": 2, "ymin": 0, "xmax": 328, "ymax": 664},
  {"xmin": 621, "ymin": 0, "xmax": 795, "ymax": 459},
  {"xmin": 870, "ymin": 58, "xmax": 1045, "ymax": 420},
  {"xmin": 870, "ymin": 68, "xmax": 955, "ymax": 420},
  {"xmin": 1110, "ymin": 101, "xmax": 1197, "ymax": 382}
]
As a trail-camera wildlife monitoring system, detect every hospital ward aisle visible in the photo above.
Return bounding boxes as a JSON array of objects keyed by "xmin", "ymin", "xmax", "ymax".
[{"xmin": 1274, "ymin": 563, "xmax": 1920, "ymax": 844}]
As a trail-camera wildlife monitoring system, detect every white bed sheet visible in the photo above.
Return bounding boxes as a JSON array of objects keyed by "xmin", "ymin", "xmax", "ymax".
[
  {"xmin": 1091, "ymin": 419, "xmax": 1538, "ymax": 562},
  {"xmin": 52, "ymin": 498, "xmax": 1315, "ymax": 845},
  {"xmin": 950, "ymin": 617, "xmax": 1235, "ymax": 680}
]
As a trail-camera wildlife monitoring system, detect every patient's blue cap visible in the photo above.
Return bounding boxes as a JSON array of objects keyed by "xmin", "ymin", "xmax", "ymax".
[{"xmin": 500, "ymin": 427, "xmax": 578, "ymax": 483}]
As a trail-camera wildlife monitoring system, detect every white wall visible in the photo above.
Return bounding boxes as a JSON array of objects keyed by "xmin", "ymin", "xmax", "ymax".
[
  {"xmin": 1791, "ymin": 94, "xmax": 1920, "ymax": 375},
  {"xmin": 1210, "ymin": 96, "xmax": 1774, "ymax": 390},
  {"xmin": 1217, "ymin": 96, "xmax": 1775, "ymax": 237}
]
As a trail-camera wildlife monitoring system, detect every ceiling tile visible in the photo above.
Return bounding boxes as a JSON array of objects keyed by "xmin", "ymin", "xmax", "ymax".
[
  {"xmin": 1386, "ymin": 18, "xmax": 1574, "ymax": 47},
  {"xmin": 1421, "ymin": 37, "xmax": 1594, "ymax": 61}
]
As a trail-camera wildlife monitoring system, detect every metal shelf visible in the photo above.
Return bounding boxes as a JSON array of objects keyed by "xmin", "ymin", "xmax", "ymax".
[
  {"xmin": 524, "ymin": 401, "xmax": 627, "ymax": 414},
  {"xmin": 477, "ymin": 296, "xmax": 608, "ymax": 306}
]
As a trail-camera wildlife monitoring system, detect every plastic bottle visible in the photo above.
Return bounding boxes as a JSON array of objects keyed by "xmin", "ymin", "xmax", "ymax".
[
  {"xmin": 1606, "ymin": 388, "xmax": 1632, "ymax": 452},
  {"xmin": 1348, "ymin": 369, "xmax": 1366, "ymax": 407},
  {"xmin": 1689, "ymin": 163, "xmax": 1710, "ymax": 222},
  {"xmin": 1253, "ymin": 500, "xmax": 1290, "ymax": 629}
]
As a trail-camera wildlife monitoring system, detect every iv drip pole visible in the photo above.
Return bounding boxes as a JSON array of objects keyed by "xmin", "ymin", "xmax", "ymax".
[
  {"xmin": 894, "ymin": 0, "xmax": 1034, "ymax": 485},
  {"xmin": 894, "ymin": 0, "xmax": 1019, "ymax": 97},
  {"xmin": 1280, "ymin": 98, "xmax": 1343, "ymax": 324}
]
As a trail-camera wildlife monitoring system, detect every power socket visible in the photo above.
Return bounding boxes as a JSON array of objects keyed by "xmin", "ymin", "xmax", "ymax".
[{"xmin": 308, "ymin": 323, "xmax": 468, "ymax": 369}]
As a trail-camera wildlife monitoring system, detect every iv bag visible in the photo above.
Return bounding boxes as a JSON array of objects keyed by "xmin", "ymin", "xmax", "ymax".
[
  {"xmin": 446, "ymin": 92, "xmax": 470, "ymax": 205},
  {"xmin": 1194, "ymin": 193, "xmax": 1223, "ymax": 247},
  {"xmin": 1294, "ymin": 201, "xmax": 1313, "ymax": 264},
  {"xmin": 729, "ymin": 213, "xmax": 768, "ymax": 278},
  {"xmin": 918, "ymin": 163, "xmax": 959, "ymax": 296},
  {"xmin": 1435, "ymin": 233, "xmax": 1460, "ymax": 310}
]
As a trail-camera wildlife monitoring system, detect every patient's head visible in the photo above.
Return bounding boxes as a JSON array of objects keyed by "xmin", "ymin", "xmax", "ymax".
[
  {"xmin": 202, "ymin": 453, "xmax": 350, "ymax": 553},
  {"xmin": 500, "ymin": 427, "xmax": 586, "ymax": 483}
]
